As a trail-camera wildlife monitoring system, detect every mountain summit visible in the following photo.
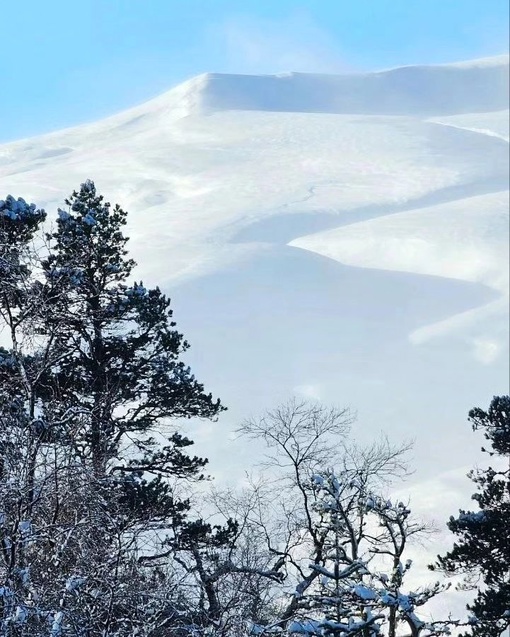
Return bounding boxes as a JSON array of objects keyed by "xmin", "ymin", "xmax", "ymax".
[{"xmin": 126, "ymin": 54, "xmax": 509, "ymax": 122}]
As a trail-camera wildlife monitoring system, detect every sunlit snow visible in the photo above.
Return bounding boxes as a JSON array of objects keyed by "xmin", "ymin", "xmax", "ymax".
[{"xmin": 0, "ymin": 54, "xmax": 508, "ymax": 619}]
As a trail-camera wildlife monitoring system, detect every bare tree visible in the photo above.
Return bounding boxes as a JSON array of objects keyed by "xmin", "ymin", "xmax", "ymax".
[{"xmin": 194, "ymin": 400, "xmax": 452, "ymax": 636}]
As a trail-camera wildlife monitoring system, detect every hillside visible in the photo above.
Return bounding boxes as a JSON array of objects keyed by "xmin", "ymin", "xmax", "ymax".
[{"xmin": 0, "ymin": 60, "xmax": 508, "ymax": 608}]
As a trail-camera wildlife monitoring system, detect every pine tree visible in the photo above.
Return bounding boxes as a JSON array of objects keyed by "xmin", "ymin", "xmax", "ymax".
[
  {"xmin": 433, "ymin": 396, "xmax": 510, "ymax": 636},
  {"xmin": 0, "ymin": 194, "xmax": 47, "ymax": 432},
  {"xmin": 0, "ymin": 182, "xmax": 225, "ymax": 634},
  {"xmin": 41, "ymin": 181, "xmax": 224, "ymax": 512},
  {"xmin": 44, "ymin": 180, "xmax": 222, "ymax": 459}
]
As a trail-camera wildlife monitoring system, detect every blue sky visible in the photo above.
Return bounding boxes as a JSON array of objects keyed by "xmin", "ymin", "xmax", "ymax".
[{"xmin": 1, "ymin": 0, "xmax": 508, "ymax": 142}]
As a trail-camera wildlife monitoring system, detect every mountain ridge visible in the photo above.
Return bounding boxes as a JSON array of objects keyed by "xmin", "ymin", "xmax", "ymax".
[
  {"xmin": 128, "ymin": 53, "xmax": 510, "ymax": 121},
  {"xmin": 2, "ymin": 54, "xmax": 507, "ymax": 145}
]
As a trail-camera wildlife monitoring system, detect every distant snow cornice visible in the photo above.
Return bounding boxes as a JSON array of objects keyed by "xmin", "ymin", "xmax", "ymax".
[{"xmin": 125, "ymin": 53, "xmax": 509, "ymax": 122}]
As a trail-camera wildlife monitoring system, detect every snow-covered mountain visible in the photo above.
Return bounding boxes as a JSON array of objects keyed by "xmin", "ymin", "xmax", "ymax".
[
  {"xmin": 1, "ymin": 57, "xmax": 508, "ymax": 611},
  {"xmin": 156, "ymin": 54, "xmax": 509, "ymax": 117}
]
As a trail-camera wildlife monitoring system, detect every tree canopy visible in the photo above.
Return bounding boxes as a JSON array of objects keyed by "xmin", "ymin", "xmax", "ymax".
[
  {"xmin": 0, "ymin": 182, "xmax": 224, "ymax": 635},
  {"xmin": 433, "ymin": 396, "xmax": 510, "ymax": 637}
]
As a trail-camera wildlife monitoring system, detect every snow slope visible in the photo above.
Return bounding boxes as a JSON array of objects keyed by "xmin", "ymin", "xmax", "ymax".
[
  {"xmin": 291, "ymin": 190, "xmax": 509, "ymax": 363},
  {"xmin": 0, "ymin": 58, "xmax": 508, "ymax": 598}
]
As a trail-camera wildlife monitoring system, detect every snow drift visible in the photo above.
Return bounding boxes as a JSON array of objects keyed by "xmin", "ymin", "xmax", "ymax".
[{"xmin": 0, "ymin": 56, "xmax": 508, "ymax": 552}]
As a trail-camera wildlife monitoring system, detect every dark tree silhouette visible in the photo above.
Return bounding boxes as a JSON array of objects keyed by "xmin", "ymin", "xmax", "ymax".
[{"xmin": 433, "ymin": 396, "xmax": 510, "ymax": 637}]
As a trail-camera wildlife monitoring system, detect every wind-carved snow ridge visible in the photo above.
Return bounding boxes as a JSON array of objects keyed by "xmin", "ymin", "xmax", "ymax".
[
  {"xmin": 125, "ymin": 54, "xmax": 510, "ymax": 120},
  {"xmin": 31, "ymin": 53, "xmax": 505, "ymax": 137},
  {"xmin": 427, "ymin": 111, "xmax": 510, "ymax": 143},
  {"xmin": 194, "ymin": 58, "xmax": 508, "ymax": 116},
  {"xmin": 291, "ymin": 189, "xmax": 509, "ymax": 361}
]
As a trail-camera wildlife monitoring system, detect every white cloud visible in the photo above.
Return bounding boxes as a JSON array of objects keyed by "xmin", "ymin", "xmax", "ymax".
[
  {"xmin": 472, "ymin": 336, "xmax": 501, "ymax": 364},
  {"xmin": 293, "ymin": 383, "xmax": 323, "ymax": 400},
  {"xmin": 209, "ymin": 12, "xmax": 354, "ymax": 75}
]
